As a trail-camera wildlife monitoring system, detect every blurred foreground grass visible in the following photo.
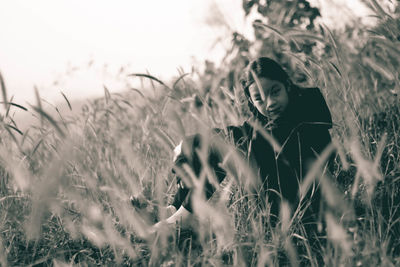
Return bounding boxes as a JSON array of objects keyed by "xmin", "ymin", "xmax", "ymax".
[{"xmin": 1, "ymin": 7, "xmax": 400, "ymax": 267}]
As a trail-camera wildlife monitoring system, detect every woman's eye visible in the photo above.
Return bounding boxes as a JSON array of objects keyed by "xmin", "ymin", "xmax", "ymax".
[{"xmin": 271, "ymin": 87, "xmax": 280, "ymax": 96}]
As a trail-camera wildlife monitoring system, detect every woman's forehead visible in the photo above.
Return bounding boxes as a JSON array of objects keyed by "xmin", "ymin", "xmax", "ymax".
[{"xmin": 249, "ymin": 77, "xmax": 282, "ymax": 93}]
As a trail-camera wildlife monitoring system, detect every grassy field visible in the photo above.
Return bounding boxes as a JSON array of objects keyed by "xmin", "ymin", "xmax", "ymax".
[{"xmin": 1, "ymin": 5, "xmax": 400, "ymax": 267}]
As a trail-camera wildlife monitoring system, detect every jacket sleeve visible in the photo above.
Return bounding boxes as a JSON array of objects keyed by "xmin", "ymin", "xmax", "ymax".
[
  {"xmin": 300, "ymin": 87, "xmax": 332, "ymax": 129},
  {"xmin": 171, "ymin": 181, "xmax": 190, "ymax": 210},
  {"xmin": 299, "ymin": 88, "xmax": 335, "ymax": 171},
  {"xmin": 302, "ymin": 124, "xmax": 332, "ymax": 156},
  {"xmin": 169, "ymin": 133, "xmax": 227, "ymax": 212}
]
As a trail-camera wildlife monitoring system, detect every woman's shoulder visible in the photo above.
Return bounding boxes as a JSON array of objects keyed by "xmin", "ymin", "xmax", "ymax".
[
  {"xmin": 297, "ymin": 87, "xmax": 325, "ymax": 103},
  {"xmin": 293, "ymin": 87, "xmax": 332, "ymax": 128}
]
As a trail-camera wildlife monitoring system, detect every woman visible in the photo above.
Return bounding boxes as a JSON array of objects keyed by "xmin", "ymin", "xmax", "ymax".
[{"xmin": 151, "ymin": 57, "xmax": 334, "ymax": 240}]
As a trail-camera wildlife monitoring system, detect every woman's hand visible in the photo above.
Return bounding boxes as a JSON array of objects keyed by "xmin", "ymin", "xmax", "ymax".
[
  {"xmin": 147, "ymin": 205, "xmax": 192, "ymax": 238},
  {"xmin": 166, "ymin": 205, "xmax": 177, "ymax": 217},
  {"xmin": 149, "ymin": 220, "xmax": 175, "ymax": 235}
]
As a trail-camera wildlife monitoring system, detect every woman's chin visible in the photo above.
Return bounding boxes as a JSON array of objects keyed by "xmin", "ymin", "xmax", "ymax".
[
  {"xmin": 267, "ymin": 113, "xmax": 280, "ymax": 121},
  {"xmin": 255, "ymin": 112, "xmax": 281, "ymax": 124}
]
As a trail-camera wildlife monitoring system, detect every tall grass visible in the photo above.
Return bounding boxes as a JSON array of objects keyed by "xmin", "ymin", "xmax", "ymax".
[{"xmin": 1, "ymin": 5, "xmax": 400, "ymax": 267}]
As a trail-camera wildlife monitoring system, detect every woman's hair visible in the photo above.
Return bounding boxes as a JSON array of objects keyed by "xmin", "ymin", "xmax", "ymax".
[{"xmin": 240, "ymin": 57, "xmax": 297, "ymax": 120}]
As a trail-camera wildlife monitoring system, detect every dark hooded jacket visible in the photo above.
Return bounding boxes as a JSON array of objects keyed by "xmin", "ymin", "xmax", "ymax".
[{"xmin": 171, "ymin": 87, "xmax": 333, "ymax": 218}]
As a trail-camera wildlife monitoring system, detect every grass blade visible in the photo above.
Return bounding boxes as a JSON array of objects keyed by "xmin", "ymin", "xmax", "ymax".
[
  {"xmin": 372, "ymin": 37, "xmax": 400, "ymax": 58},
  {"xmin": 21, "ymin": 128, "xmax": 31, "ymax": 147},
  {"xmin": 3, "ymin": 124, "xmax": 18, "ymax": 145},
  {"xmin": 253, "ymin": 21, "xmax": 285, "ymax": 40},
  {"xmin": 5, "ymin": 95, "xmax": 14, "ymax": 118},
  {"xmin": 31, "ymin": 139, "xmax": 43, "ymax": 157},
  {"xmin": 169, "ymin": 110, "xmax": 186, "ymax": 137},
  {"xmin": 60, "ymin": 91, "xmax": 72, "ymax": 111},
  {"xmin": 130, "ymin": 88, "xmax": 145, "ymax": 98},
  {"xmin": 40, "ymin": 99, "xmax": 68, "ymax": 129},
  {"xmin": 34, "ymin": 86, "xmax": 43, "ymax": 127},
  {"xmin": 0, "ymin": 71, "xmax": 8, "ymax": 111},
  {"xmin": 0, "ymin": 101, "xmax": 28, "ymax": 111},
  {"xmin": 31, "ymin": 105, "xmax": 66, "ymax": 138},
  {"xmin": 128, "ymin": 73, "xmax": 171, "ymax": 90},
  {"xmin": 363, "ymin": 57, "xmax": 394, "ymax": 80},
  {"xmin": 329, "ymin": 61, "xmax": 342, "ymax": 77},
  {"xmin": 172, "ymin": 73, "xmax": 189, "ymax": 90},
  {"xmin": 321, "ymin": 24, "xmax": 341, "ymax": 63},
  {"xmin": 104, "ymin": 85, "xmax": 111, "ymax": 105},
  {"xmin": 5, "ymin": 123, "xmax": 23, "ymax": 135},
  {"xmin": 284, "ymin": 52, "xmax": 315, "ymax": 82},
  {"xmin": 34, "ymin": 86, "xmax": 42, "ymax": 111},
  {"xmin": 367, "ymin": 0, "xmax": 392, "ymax": 19},
  {"xmin": 286, "ymin": 30, "xmax": 324, "ymax": 43},
  {"xmin": 299, "ymin": 143, "xmax": 335, "ymax": 198},
  {"xmin": 153, "ymin": 127, "xmax": 176, "ymax": 150}
]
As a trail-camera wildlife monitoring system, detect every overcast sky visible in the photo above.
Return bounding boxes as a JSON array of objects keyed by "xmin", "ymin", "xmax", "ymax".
[{"xmin": 0, "ymin": 0, "xmax": 376, "ymax": 106}]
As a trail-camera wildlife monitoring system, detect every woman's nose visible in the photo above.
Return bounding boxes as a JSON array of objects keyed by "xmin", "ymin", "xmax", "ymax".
[{"xmin": 266, "ymin": 96, "xmax": 276, "ymax": 110}]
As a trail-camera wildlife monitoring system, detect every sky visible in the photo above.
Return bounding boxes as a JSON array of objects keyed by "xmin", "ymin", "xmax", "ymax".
[
  {"xmin": 0, "ymin": 0, "xmax": 378, "ymax": 106},
  {"xmin": 0, "ymin": 0, "xmax": 258, "ymax": 106}
]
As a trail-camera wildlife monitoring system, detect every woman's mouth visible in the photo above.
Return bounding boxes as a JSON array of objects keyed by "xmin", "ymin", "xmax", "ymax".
[{"xmin": 267, "ymin": 108, "xmax": 280, "ymax": 115}]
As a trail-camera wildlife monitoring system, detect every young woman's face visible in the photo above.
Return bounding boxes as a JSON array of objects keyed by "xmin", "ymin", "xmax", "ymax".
[{"xmin": 248, "ymin": 77, "xmax": 289, "ymax": 120}]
